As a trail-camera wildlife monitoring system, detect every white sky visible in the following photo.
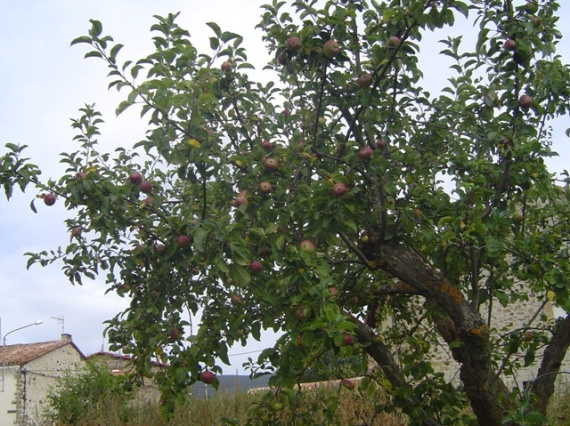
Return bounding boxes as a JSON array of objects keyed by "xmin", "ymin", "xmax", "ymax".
[{"xmin": 1, "ymin": 1, "xmax": 569, "ymax": 375}]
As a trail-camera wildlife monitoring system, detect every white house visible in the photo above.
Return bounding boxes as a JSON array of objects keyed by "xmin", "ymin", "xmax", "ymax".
[{"xmin": 0, "ymin": 334, "xmax": 85, "ymax": 425}]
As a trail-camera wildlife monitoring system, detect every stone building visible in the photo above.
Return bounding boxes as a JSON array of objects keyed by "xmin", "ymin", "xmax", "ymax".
[
  {"xmin": 375, "ymin": 289, "xmax": 562, "ymax": 391},
  {"xmin": 0, "ymin": 334, "xmax": 85, "ymax": 425},
  {"xmin": 87, "ymin": 351, "xmax": 162, "ymax": 404}
]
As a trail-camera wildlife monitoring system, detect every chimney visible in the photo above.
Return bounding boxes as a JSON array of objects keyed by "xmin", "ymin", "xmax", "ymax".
[{"xmin": 61, "ymin": 333, "xmax": 72, "ymax": 341}]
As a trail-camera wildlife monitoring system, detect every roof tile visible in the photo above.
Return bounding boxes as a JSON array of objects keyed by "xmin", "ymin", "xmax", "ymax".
[{"xmin": 1, "ymin": 340, "xmax": 84, "ymax": 366}]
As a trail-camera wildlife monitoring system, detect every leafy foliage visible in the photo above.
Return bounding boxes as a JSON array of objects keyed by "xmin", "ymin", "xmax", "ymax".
[
  {"xmin": 300, "ymin": 350, "xmax": 367, "ymax": 383},
  {"xmin": 3, "ymin": 1, "xmax": 570, "ymax": 425},
  {"xmin": 44, "ymin": 361, "xmax": 133, "ymax": 424}
]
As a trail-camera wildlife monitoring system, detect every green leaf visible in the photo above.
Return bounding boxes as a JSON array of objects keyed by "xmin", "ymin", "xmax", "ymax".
[
  {"xmin": 229, "ymin": 264, "xmax": 250, "ymax": 285},
  {"xmin": 109, "ymin": 43, "xmax": 124, "ymax": 59},
  {"xmin": 484, "ymin": 235, "xmax": 503, "ymax": 254},
  {"xmin": 3, "ymin": 182, "xmax": 12, "ymax": 200},
  {"xmin": 221, "ymin": 32, "xmax": 241, "ymax": 43},
  {"xmin": 70, "ymin": 36, "xmax": 93, "ymax": 46},
  {"xmin": 209, "ymin": 37, "xmax": 220, "ymax": 50},
  {"xmin": 217, "ymin": 343, "xmax": 230, "ymax": 365},
  {"xmin": 475, "ymin": 28, "xmax": 489, "ymax": 56},
  {"xmin": 194, "ymin": 228, "xmax": 209, "ymax": 254},
  {"xmin": 206, "ymin": 22, "xmax": 222, "ymax": 38},
  {"xmin": 89, "ymin": 19, "xmax": 103, "ymax": 37},
  {"xmin": 451, "ymin": 2, "xmax": 469, "ymax": 19},
  {"xmin": 84, "ymin": 51, "xmax": 103, "ymax": 59}
]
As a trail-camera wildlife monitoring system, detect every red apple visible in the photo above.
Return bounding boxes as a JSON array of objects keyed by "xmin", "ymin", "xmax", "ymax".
[
  {"xmin": 375, "ymin": 139, "xmax": 387, "ymax": 149},
  {"xmin": 259, "ymin": 181, "xmax": 273, "ymax": 194},
  {"xmin": 356, "ymin": 73, "xmax": 372, "ymax": 87},
  {"xmin": 144, "ymin": 196, "xmax": 154, "ymax": 205},
  {"xmin": 389, "ymin": 36, "xmax": 401, "ymax": 47},
  {"xmin": 139, "ymin": 181, "xmax": 152, "ymax": 193},
  {"xmin": 155, "ymin": 244, "xmax": 166, "ymax": 254},
  {"xmin": 343, "ymin": 334, "xmax": 353, "ymax": 345},
  {"xmin": 277, "ymin": 53, "xmax": 288, "ymax": 65},
  {"xmin": 282, "ymin": 108, "xmax": 291, "ymax": 117},
  {"xmin": 518, "ymin": 94, "xmax": 532, "ymax": 108},
  {"xmin": 332, "ymin": 182, "xmax": 347, "ymax": 197},
  {"xmin": 129, "ymin": 171, "xmax": 143, "ymax": 185},
  {"xmin": 299, "ymin": 240, "xmax": 316, "ymax": 253},
  {"xmin": 170, "ymin": 327, "xmax": 182, "ymax": 340},
  {"xmin": 263, "ymin": 157, "xmax": 279, "ymax": 171},
  {"xmin": 504, "ymin": 39, "xmax": 517, "ymax": 51},
  {"xmin": 294, "ymin": 305, "xmax": 307, "ymax": 320},
  {"xmin": 43, "ymin": 193, "xmax": 56, "ymax": 206},
  {"xmin": 328, "ymin": 287, "xmax": 338, "ymax": 297},
  {"xmin": 285, "ymin": 36, "xmax": 302, "ymax": 52},
  {"xmin": 233, "ymin": 195, "xmax": 248, "ymax": 207},
  {"xmin": 221, "ymin": 61, "xmax": 232, "ymax": 72},
  {"xmin": 250, "ymin": 260, "xmax": 262, "ymax": 272},
  {"xmin": 176, "ymin": 235, "xmax": 191, "ymax": 247},
  {"xmin": 76, "ymin": 171, "xmax": 87, "ymax": 180},
  {"xmin": 342, "ymin": 379, "xmax": 355, "ymax": 390},
  {"xmin": 200, "ymin": 371, "xmax": 216, "ymax": 384},
  {"xmin": 357, "ymin": 146, "xmax": 373, "ymax": 160},
  {"xmin": 262, "ymin": 140, "xmax": 273, "ymax": 151},
  {"xmin": 323, "ymin": 40, "xmax": 340, "ymax": 59},
  {"xmin": 71, "ymin": 227, "xmax": 82, "ymax": 238}
]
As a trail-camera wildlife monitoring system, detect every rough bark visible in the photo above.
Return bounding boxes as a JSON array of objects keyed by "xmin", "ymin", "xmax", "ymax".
[
  {"xmin": 530, "ymin": 314, "xmax": 570, "ymax": 414},
  {"xmin": 374, "ymin": 242, "xmax": 510, "ymax": 426}
]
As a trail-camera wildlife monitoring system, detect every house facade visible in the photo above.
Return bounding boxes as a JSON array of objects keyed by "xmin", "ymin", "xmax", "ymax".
[{"xmin": 0, "ymin": 334, "xmax": 85, "ymax": 425}]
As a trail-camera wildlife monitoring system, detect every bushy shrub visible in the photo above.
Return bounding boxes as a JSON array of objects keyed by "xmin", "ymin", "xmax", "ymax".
[{"xmin": 44, "ymin": 361, "xmax": 133, "ymax": 424}]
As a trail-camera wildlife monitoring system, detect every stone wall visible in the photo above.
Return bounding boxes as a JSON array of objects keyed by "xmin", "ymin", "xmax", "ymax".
[{"xmin": 373, "ymin": 289, "xmax": 565, "ymax": 391}]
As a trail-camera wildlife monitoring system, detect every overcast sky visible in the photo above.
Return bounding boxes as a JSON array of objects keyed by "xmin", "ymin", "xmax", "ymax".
[{"xmin": 1, "ymin": 1, "xmax": 569, "ymax": 376}]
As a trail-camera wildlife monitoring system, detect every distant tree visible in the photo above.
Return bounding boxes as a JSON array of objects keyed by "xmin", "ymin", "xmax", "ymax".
[{"xmin": 2, "ymin": 1, "xmax": 570, "ymax": 425}]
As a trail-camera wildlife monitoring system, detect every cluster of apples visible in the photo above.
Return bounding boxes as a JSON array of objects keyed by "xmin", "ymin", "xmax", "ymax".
[
  {"xmin": 284, "ymin": 35, "xmax": 397, "ymax": 89},
  {"xmin": 129, "ymin": 171, "xmax": 153, "ymax": 194}
]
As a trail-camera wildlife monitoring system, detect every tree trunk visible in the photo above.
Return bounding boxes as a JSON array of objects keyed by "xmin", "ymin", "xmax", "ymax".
[
  {"xmin": 374, "ymin": 242, "xmax": 511, "ymax": 426},
  {"xmin": 530, "ymin": 314, "xmax": 570, "ymax": 414}
]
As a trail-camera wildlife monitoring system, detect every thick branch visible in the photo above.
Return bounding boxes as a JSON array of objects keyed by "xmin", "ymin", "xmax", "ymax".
[
  {"xmin": 375, "ymin": 242, "xmax": 511, "ymax": 426},
  {"xmin": 348, "ymin": 315, "xmax": 442, "ymax": 426},
  {"xmin": 530, "ymin": 314, "xmax": 570, "ymax": 414}
]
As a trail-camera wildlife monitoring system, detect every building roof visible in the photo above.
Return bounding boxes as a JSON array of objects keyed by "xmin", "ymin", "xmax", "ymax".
[
  {"xmin": 1, "ymin": 335, "xmax": 85, "ymax": 366},
  {"xmin": 88, "ymin": 350, "xmax": 133, "ymax": 361},
  {"xmin": 88, "ymin": 351, "xmax": 168, "ymax": 368}
]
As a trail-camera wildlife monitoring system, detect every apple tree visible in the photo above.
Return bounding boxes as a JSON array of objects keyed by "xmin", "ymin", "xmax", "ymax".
[{"xmin": 2, "ymin": 0, "xmax": 570, "ymax": 425}]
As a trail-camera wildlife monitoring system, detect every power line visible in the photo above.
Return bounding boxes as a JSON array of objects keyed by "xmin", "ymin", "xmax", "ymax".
[{"xmin": 227, "ymin": 349, "xmax": 264, "ymax": 358}]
